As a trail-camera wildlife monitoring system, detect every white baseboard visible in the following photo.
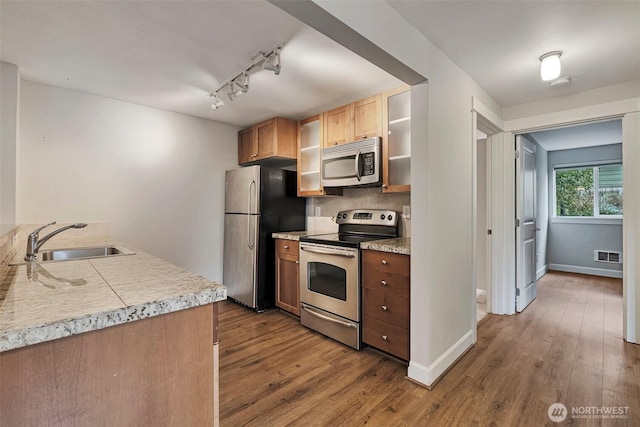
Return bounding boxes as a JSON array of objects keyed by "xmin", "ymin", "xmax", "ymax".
[
  {"xmin": 548, "ymin": 263, "xmax": 623, "ymax": 279},
  {"xmin": 536, "ymin": 264, "xmax": 548, "ymax": 280},
  {"xmin": 408, "ymin": 329, "xmax": 474, "ymax": 388}
]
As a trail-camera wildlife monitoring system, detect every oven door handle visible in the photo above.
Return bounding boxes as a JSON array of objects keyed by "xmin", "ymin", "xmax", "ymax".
[
  {"xmin": 354, "ymin": 149, "xmax": 362, "ymax": 181},
  {"xmin": 302, "ymin": 305, "xmax": 357, "ymax": 329},
  {"xmin": 300, "ymin": 247, "xmax": 356, "ymax": 258}
]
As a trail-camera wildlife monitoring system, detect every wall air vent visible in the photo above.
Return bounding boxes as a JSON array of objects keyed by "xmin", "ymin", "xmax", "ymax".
[{"xmin": 594, "ymin": 250, "xmax": 622, "ymax": 264}]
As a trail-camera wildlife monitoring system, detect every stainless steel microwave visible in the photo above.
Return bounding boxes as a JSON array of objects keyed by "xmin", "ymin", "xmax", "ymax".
[{"xmin": 321, "ymin": 137, "xmax": 381, "ymax": 188}]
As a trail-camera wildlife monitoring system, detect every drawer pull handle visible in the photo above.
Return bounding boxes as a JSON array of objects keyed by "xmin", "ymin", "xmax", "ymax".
[
  {"xmin": 382, "ymin": 305, "xmax": 388, "ymax": 311},
  {"xmin": 381, "ymin": 280, "xmax": 387, "ymax": 286},
  {"xmin": 382, "ymin": 335, "xmax": 388, "ymax": 341},
  {"xmin": 284, "ymin": 245, "xmax": 289, "ymax": 249},
  {"xmin": 381, "ymin": 259, "xmax": 388, "ymax": 265}
]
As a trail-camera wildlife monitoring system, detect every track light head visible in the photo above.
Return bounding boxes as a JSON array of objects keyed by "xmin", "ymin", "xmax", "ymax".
[
  {"xmin": 228, "ymin": 73, "xmax": 249, "ymax": 101},
  {"xmin": 210, "ymin": 92, "xmax": 224, "ymax": 110},
  {"xmin": 263, "ymin": 48, "xmax": 281, "ymax": 75}
]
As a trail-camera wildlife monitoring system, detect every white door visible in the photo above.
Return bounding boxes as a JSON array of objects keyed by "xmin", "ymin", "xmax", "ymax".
[{"xmin": 516, "ymin": 135, "xmax": 537, "ymax": 312}]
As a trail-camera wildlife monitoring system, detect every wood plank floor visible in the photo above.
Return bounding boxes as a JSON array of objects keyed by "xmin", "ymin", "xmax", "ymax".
[{"xmin": 218, "ymin": 272, "xmax": 640, "ymax": 426}]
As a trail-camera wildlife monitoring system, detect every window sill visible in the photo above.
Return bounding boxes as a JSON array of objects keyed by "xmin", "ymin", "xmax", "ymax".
[{"xmin": 551, "ymin": 217, "xmax": 622, "ymax": 225}]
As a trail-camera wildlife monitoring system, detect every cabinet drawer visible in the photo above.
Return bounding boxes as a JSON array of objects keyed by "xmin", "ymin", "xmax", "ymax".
[
  {"xmin": 362, "ymin": 269, "xmax": 409, "ymax": 298},
  {"xmin": 363, "ymin": 316, "xmax": 409, "ymax": 360},
  {"xmin": 362, "ymin": 288, "xmax": 409, "ymax": 329},
  {"xmin": 362, "ymin": 250, "xmax": 409, "ymax": 276},
  {"xmin": 275, "ymin": 240, "xmax": 299, "ymax": 259}
]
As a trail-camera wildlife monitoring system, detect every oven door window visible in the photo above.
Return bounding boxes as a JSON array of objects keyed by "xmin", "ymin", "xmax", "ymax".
[{"xmin": 307, "ymin": 262, "xmax": 346, "ymax": 301}]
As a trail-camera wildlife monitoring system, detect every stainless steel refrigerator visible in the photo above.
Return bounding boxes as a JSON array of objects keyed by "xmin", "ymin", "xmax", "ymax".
[{"xmin": 223, "ymin": 166, "xmax": 306, "ymax": 311}]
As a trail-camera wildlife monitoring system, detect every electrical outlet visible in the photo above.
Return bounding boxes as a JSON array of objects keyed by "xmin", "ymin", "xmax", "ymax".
[
  {"xmin": 402, "ymin": 205, "xmax": 411, "ymax": 219},
  {"xmin": 315, "ymin": 206, "xmax": 321, "ymax": 217}
]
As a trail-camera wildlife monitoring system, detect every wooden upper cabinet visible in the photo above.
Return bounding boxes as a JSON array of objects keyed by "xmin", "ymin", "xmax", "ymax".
[
  {"xmin": 255, "ymin": 119, "xmax": 276, "ymax": 159},
  {"xmin": 323, "ymin": 95, "xmax": 382, "ymax": 147},
  {"xmin": 323, "ymin": 105, "xmax": 350, "ymax": 147},
  {"xmin": 237, "ymin": 117, "xmax": 296, "ymax": 166},
  {"xmin": 351, "ymin": 94, "xmax": 382, "ymax": 141},
  {"xmin": 238, "ymin": 127, "xmax": 256, "ymax": 164}
]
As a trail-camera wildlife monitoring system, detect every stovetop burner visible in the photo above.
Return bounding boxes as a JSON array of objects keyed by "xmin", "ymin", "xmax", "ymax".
[{"xmin": 300, "ymin": 209, "xmax": 399, "ymax": 248}]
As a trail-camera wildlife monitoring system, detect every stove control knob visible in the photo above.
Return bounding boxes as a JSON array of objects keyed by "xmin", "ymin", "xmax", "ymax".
[
  {"xmin": 387, "ymin": 214, "xmax": 393, "ymax": 221},
  {"xmin": 380, "ymin": 214, "xmax": 385, "ymax": 220}
]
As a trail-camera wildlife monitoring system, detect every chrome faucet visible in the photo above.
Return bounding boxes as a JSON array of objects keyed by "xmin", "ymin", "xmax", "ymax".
[{"xmin": 24, "ymin": 221, "xmax": 88, "ymax": 261}]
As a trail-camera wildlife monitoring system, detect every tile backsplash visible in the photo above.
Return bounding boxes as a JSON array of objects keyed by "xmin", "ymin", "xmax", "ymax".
[{"xmin": 306, "ymin": 187, "xmax": 411, "ymax": 237}]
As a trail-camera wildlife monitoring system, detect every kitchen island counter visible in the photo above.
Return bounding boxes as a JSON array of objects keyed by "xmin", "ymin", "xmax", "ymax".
[
  {"xmin": 0, "ymin": 235, "xmax": 226, "ymax": 426},
  {"xmin": 1, "ymin": 239, "xmax": 226, "ymax": 352}
]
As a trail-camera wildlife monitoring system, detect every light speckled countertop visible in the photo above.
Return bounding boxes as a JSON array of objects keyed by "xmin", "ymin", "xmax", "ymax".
[
  {"xmin": 0, "ymin": 238, "xmax": 226, "ymax": 353},
  {"xmin": 360, "ymin": 237, "xmax": 411, "ymax": 255},
  {"xmin": 273, "ymin": 231, "xmax": 410, "ymax": 255},
  {"xmin": 272, "ymin": 231, "xmax": 334, "ymax": 241}
]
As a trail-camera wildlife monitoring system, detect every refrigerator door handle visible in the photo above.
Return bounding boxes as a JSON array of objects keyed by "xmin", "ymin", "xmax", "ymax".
[{"xmin": 248, "ymin": 180, "xmax": 256, "ymax": 250}]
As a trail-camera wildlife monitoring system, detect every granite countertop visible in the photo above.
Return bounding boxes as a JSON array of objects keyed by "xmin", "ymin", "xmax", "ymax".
[
  {"xmin": 272, "ymin": 230, "xmax": 334, "ymax": 241},
  {"xmin": 360, "ymin": 237, "xmax": 411, "ymax": 255},
  {"xmin": 0, "ymin": 238, "xmax": 226, "ymax": 353}
]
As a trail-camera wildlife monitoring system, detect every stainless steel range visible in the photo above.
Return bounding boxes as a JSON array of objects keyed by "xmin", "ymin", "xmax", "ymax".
[{"xmin": 299, "ymin": 209, "xmax": 399, "ymax": 349}]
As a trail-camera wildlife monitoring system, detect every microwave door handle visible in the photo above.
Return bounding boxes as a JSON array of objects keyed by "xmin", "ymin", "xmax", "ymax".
[{"xmin": 355, "ymin": 149, "xmax": 362, "ymax": 181}]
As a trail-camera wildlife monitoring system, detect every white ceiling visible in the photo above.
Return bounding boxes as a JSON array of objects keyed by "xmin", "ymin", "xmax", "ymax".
[
  {"xmin": 388, "ymin": 1, "xmax": 640, "ymax": 107},
  {"xmin": 2, "ymin": 1, "xmax": 639, "ymax": 128},
  {"xmin": 527, "ymin": 120, "xmax": 622, "ymax": 151},
  {"xmin": 0, "ymin": 1, "xmax": 401, "ymax": 128}
]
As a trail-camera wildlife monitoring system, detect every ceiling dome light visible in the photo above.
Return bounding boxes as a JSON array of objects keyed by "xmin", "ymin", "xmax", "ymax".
[{"xmin": 539, "ymin": 51, "xmax": 562, "ymax": 81}]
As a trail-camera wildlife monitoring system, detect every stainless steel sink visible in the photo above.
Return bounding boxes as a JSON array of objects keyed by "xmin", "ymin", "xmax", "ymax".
[
  {"xmin": 40, "ymin": 245, "xmax": 133, "ymax": 261},
  {"xmin": 10, "ymin": 245, "xmax": 135, "ymax": 265}
]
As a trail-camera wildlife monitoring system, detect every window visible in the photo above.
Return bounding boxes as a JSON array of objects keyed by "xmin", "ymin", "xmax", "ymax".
[{"xmin": 554, "ymin": 164, "xmax": 623, "ymax": 217}]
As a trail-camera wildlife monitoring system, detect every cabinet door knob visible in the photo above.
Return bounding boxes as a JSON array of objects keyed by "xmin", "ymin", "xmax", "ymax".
[
  {"xmin": 333, "ymin": 141, "xmax": 338, "ymax": 145},
  {"xmin": 284, "ymin": 245, "xmax": 289, "ymax": 249},
  {"xmin": 381, "ymin": 280, "xmax": 387, "ymax": 286},
  {"xmin": 382, "ymin": 335, "xmax": 388, "ymax": 341},
  {"xmin": 362, "ymin": 134, "xmax": 367, "ymax": 139},
  {"xmin": 381, "ymin": 259, "xmax": 388, "ymax": 265},
  {"xmin": 382, "ymin": 305, "xmax": 388, "ymax": 311},
  {"xmin": 295, "ymin": 260, "xmax": 299, "ymax": 264}
]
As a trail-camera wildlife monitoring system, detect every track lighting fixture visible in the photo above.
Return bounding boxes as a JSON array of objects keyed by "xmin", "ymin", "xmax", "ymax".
[
  {"xmin": 207, "ymin": 44, "xmax": 282, "ymax": 110},
  {"xmin": 210, "ymin": 92, "xmax": 224, "ymax": 110}
]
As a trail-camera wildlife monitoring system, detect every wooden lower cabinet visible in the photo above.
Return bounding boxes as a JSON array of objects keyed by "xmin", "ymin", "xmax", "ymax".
[
  {"xmin": 362, "ymin": 250, "xmax": 410, "ymax": 360},
  {"xmin": 275, "ymin": 239, "xmax": 300, "ymax": 316},
  {"xmin": 0, "ymin": 303, "xmax": 220, "ymax": 426}
]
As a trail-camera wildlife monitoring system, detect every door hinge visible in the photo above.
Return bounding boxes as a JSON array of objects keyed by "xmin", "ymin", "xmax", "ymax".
[
  {"xmin": 516, "ymin": 288, "xmax": 520, "ymax": 296},
  {"xmin": 515, "ymin": 219, "xmax": 520, "ymax": 227},
  {"xmin": 487, "ymin": 229, "xmax": 492, "ymax": 235},
  {"xmin": 515, "ymin": 150, "xmax": 520, "ymax": 159}
]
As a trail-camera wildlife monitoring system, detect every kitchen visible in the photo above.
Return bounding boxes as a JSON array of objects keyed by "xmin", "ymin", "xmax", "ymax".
[{"xmin": 2, "ymin": 1, "xmax": 640, "ymax": 425}]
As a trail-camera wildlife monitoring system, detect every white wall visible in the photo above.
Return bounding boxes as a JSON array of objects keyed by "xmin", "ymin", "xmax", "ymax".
[
  {"xmin": 1, "ymin": 61, "xmax": 21, "ymax": 226},
  {"xmin": 310, "ymin": 0, "xmax": 503, "ymax": 386},
  {"xmin": 18, "ymin": 81, "xmax": 239, "ymax": 281}
]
